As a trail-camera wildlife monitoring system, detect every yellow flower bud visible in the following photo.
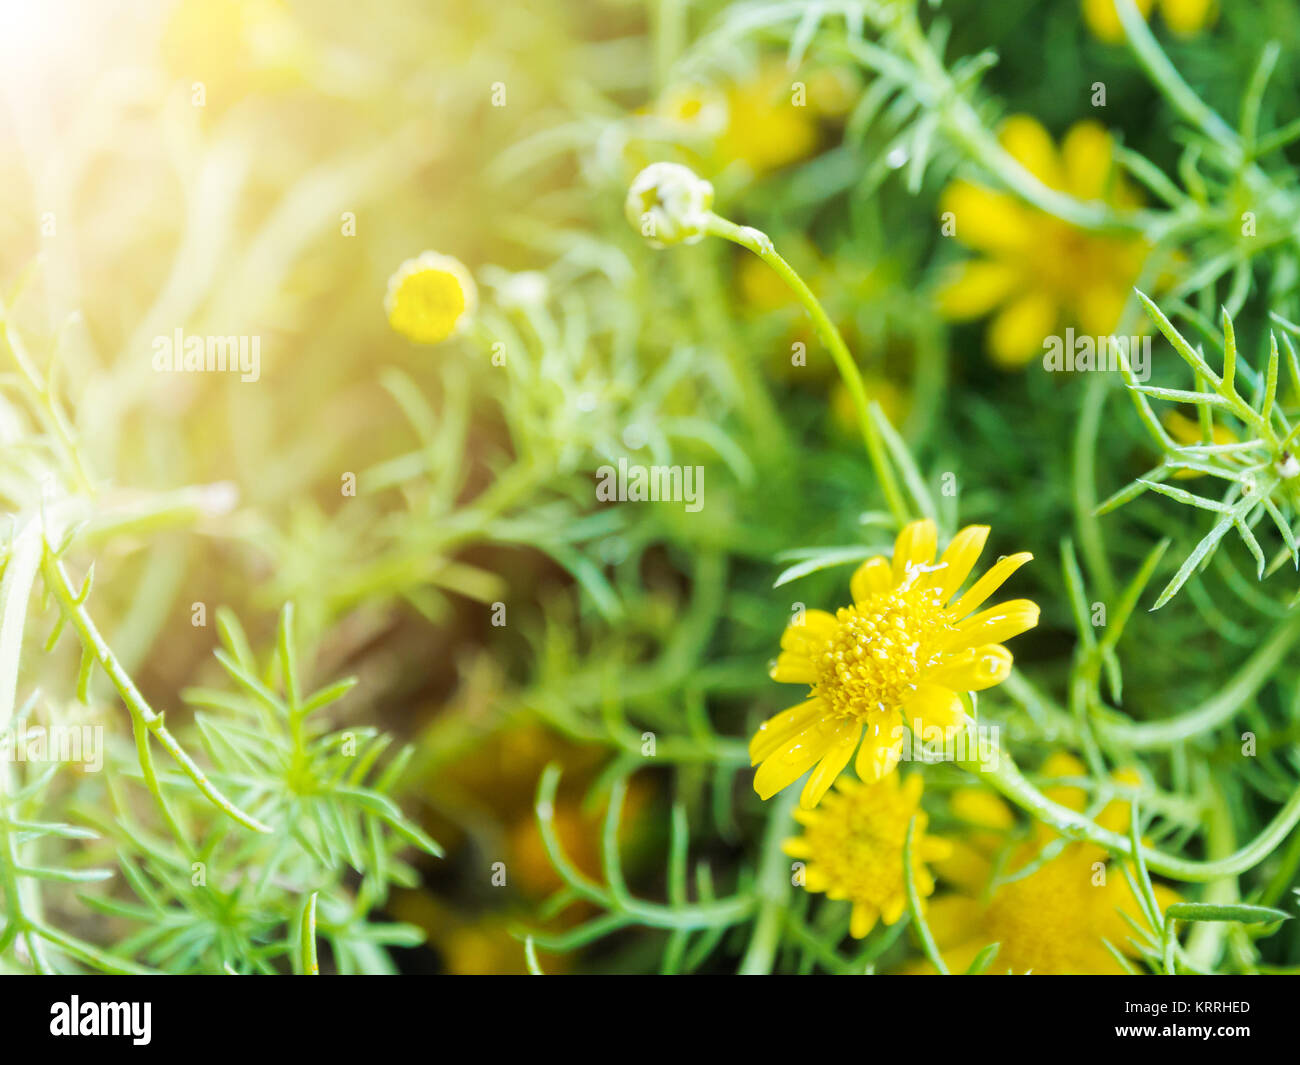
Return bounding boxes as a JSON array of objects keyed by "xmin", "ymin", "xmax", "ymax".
[{"xmin": 385, "ymin": 251, "xmax": 477, "ymax": 345}]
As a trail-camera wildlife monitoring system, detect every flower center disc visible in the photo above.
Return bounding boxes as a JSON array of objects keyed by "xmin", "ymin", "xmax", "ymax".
[{"xmin": 813, "ymin": 586, "xmax": 953, "ymax": 721}]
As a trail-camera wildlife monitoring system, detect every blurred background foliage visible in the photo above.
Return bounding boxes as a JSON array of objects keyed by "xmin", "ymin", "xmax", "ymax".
[{"xmin": 4, "ymin": 0, "xmax": 1300, "ymax": 973}]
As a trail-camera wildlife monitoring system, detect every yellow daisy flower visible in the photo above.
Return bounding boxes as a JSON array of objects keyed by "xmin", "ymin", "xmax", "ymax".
[
  {"xmin": 385, "ymin": 251, "xmax": 477, "ymax": 345},
  {"xmin": 937, "ymin": 116, "xmax": 1148, "ymax": 368},
  {"xmin": 919, "ymin": 754, "xmax": 1176, "ymax": 974},
  {"xmin": 752, "ymin": 519, "xmax": 1039, "ymax": 809},
  {"xmin": 1083, "ymin": 0, "xmax": 1217, "ymax": 43},
  {"xmin": 785, "ymin": 773, "xmax": 952, "ymax": 938}
]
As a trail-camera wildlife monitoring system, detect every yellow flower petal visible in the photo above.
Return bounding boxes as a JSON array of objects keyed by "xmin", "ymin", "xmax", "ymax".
[
  {"xmin": 1041, "ymin": 751, "xmax": 1089, "ymax": 813},
  {"xmin": 749, "ymin": 698, "xmax": 823, "ymax": 765},
  {"xmin": 769, "ymin": 652, "xmax": 816, "ymax": 684},
  {"xmin": 930, "ymin": 524, "xmax": 990, "ymax": 604},
  {"xmin": 1097, "ymin": 766, "xmax": 1143, "ymax": 833},
  {"xmin": 924, "ymin": 895, "xmax": 986, "ymax": 948},
  {"xmin": 921, "ymin": 836, "xmax": 954, "ymax": 863},
  {"xmin": 988, "ymin": 290, "xmax": 1058, "ymax": 368},
  {"xmin": 1082, "ymin": 0, "xmax": 1155, "ymax": 44},
  {"xmin": 929, "ymin": 644, "xmax": 1014, "ymax": 691},
  {"xmin": 849, "ymin": 556, "xmax": 893, "ymax": 605},
  {"xmin": 948, "ymin": 551, "xmax": 1035, "ymax": 620},
  {"xmin": 753, "ymin": 716, "xmax": 857, "ymax": 801},
  {"xmin": 998, "ymin": 115, "xmax": 1066, "ymax": 190},
  {"xmin": 1160, "ymin": 0, "xmax": 1215, "ymax": 36},
  {"xmin": 904, "ymin": 682, "xmax": 968, "ymax": 739},
  {"xmin": 880, "ymin": 893, "xmax": 907, "ymax": 926},
  {"xmin": 799, "ymin": 724, "xmax": 862, "ymax": 809},
  {"xmin": 855, "ymin": 717, "xmax": 904, "ymax": 782},
  {"xmin": 1061, "ymin": 120, "xmax": 1114, "ymax": 202},
  {"xmin": 937, "ymin": 259, "xmax": 1021, "ymax": 320},
  {"xmin": 940, "ymin": 181, "xmax": 1035, "ymax": 253},
  {"xmin": 932, "ymin": 838, "xmax": 996, "ymax": 892},
  {"xmin": 1076, "ymin": 278, "xmax": 1130, "ymax": 336},
  {"xmin": 1042, "ymin": 751, "xmax": 1087, "ymax": 779},
  {"xmin": 779, "ymin": 609, "xmax": 838, "ymax": 654},
  {"xmin": 945, "ymin": 599, "xmax": 1040, "ymax": 652},
  {"xmin": 850, "ymin": 901, "xmax": 878, "ymax": 939},
  {"xmin": 892, "ymin": 518, "xmax": 937, "ymax": 586},
  {"xmin": 951, "ymin": 787, "xmax": 1016, "ymax": 830}
]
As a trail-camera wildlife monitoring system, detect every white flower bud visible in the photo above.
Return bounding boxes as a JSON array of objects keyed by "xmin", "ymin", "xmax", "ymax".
[{"xmin": 625, "ymin": 162, "xmax": 714, "ymax": 248}]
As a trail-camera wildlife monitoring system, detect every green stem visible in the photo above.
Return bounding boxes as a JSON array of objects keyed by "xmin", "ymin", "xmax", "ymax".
[
  {"xmin": 960, "ymin": 744, "xmax": 1300, "ymax": 882},
  {"xmin": 738, "ymin": 784, "xmax": 798, "ymax": 974},
  {"xmin": 1114, "ymin": 0, "xmax": 1237, "ymax": 150},
  {"xmin": 705, "ymin": 214, "xmax": 910, "ymax": 527},
  {"xmin": 881, "ymin": 11, "xmax": 1149, "ymax": 234},
  {"xmin": 904, "ymin": 816, "xmax": 948, "ymax": 974},
  {"xmin": 1101, "ymin": 611, "xmax": 1300, "ymax": 749},
  {"xmin": 40, "ymin": 550, "xmax": 271, "ymax": 834}
]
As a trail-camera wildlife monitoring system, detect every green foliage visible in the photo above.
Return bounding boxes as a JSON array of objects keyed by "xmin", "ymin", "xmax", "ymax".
[{"xmin": 7, "ymin": 0, "xmax": 1300, "ymax": 977}]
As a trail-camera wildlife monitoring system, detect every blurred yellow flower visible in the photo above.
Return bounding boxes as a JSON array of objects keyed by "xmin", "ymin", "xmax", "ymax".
[
  {"xmin": 655, "ymin": 61, "xmax": 856, "ymax": 178},
  {"xmin": 937, "ymin": 116, "xmax": 1148, "ymax": 368},
  {"xmin": 1083, "ymin": 0, "xmax": 1217, "ymax": 42},
  {"xmin": 717, "ymin": 64, "xmax": 820, "ymax": 174},
  {"xmin": 785, "ymin": 773, "xmax": 952, "ymax": 938},
  {"xmin": 919, "ymin": 754, "xmax": 1175, "ymax": 974},
  {"xmin": 385, "ymin": 252, "xmax": 477, "ymax": 345},
  {"xmin": 752, "ymin": 519, "xmax": 1038, "ymax": 808}
]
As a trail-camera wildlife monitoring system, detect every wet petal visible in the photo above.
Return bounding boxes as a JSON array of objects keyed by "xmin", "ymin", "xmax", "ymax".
[
  {"xmin": 892, "ymin": 518, "xmax": 937, "ymax": 586},
  {"xmin": 749, "ymin": 698, "xmax": 823, "ymax": 765},
  {"xmin": 930, "ymin": 524, "xmax": 990, "ymax": 604},
  {"xmin": 944, "ymin": 599, "xmax": 1040, "ymax": 652},
  {"xmin": 753, "ymin": 715, "xmax": 856, "ymax": 801},
  {"xmin": 799, "ymin": 723, "xmax": 862, "ymax": 809},
  {"xmin": 948, "ymin": 552, "xmax": 1033, "ymax": 620},
  {"xmin": 930, "ymin": 644, "xmax": 1014, "ymax": 692},
  {"xmin": 855, "ymin": 716, "xmax": 905, "ymax": 782}
]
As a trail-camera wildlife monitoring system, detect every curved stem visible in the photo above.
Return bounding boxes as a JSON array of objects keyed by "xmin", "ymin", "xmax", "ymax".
[
  {"xmin": 738, "ymin": 784, "xmax": 798, "ymax": 974},
  {"xmin": 1115, "ymin": 0, "xmax": 1237, "ymax": 150},
  {"xmin": 41, "ymin": 550, "xmax": 270, "ymax": 834},
  {"xmin": 961, "ymin": 744, "xmax": 1300, "ymax": 882},
  {"xmin": 705, "ymin": 214, "xmax": 911, "ymax": 527},
  {"xmin": 878, "ymin": 10, "xmax": 1150, "ymax": 234},
  {"xmin": 1102, "ymin": 611, "xmax": 1300, "ymax": 749}
]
